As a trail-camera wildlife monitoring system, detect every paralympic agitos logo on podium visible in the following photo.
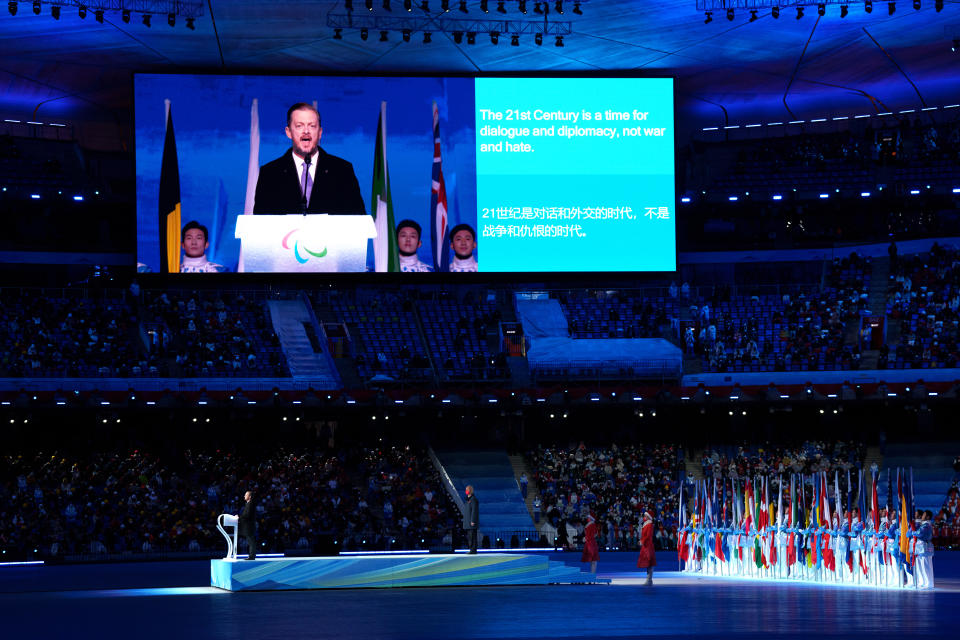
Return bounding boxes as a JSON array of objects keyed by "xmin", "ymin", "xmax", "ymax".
[{"xmin": 282, "ymin": 229, "xmax": 327, "ymax": 264}]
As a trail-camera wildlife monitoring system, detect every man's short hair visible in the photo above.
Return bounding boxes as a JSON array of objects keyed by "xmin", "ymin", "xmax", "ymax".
[
  {"xmin": 181, "ymin": 220, "xmax": 208, "ymax": 243},
  {"xmin": 449, "ymin": 223, "xmax": 476, "ymax": 242},
  {"xmin": 396, "ymin": 219, "xmax": 422, "ymax": 239},
  {"xmin": 286, "ymin": 102, "xmax": 321, "ymax": 127}
]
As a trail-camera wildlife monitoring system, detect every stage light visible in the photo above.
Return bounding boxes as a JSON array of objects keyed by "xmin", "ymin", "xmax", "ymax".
[
  {"xmin": 490, "ymin": 30, "xmax": 499, "ymax": 44},
  {"xmin": 913, "ymin": 0, "xmax": 920, "ymax": 8},
  {"xmin": 402, "ymin": 28, "xmax": 411, "ymax": 41},
  {"xmin": 865, "ymin": 0, "xmax": 872, "ymax": 11},
  {"xmin": 142, "ymin": 13, "xmax": 151, "ymax": 26},
  {"xmin": 511, "ymin": 33, "xmax": 519, "ymax": 45},
  {"xmin": 749, "ymin": 9, "xmax": 757, "ymax": 21},
  {"xmin": 818, "ymin": 3, "xmax": 825, "ymax": 15},
  {"xmin": 841, "ymin": 4, "xmax": 849, "ymax": 16},
  {"xmin": 535, "ymin": 31, "xmax": 542, "ymax": 45},
  {"xmin": 467, "ymin": 31, "xmax": 476, "ymax": 44},
  {"xmin": 888, "ymin": 1, "xmax": 895, "ymax": 14},
  {"xmin": 186, "ymin": 16, "xmax": 194, "ymax": 29},
  {"xmin": 423, "ymin": 31, "xmax": 431, "ymax": 42},
  {"xmin": 33, "ymin": 1, "xmax": 40, "ymax": 15},
  {"xmin": 573, "ymin": 1, "xmax": 582, "ymax": 14},
  {"xmin": 51, "ymin": 5, "xmax": 59, "ymax": 20},
  {"xmin": 360, "ymin": 27, "xmax": 369, "ymax": 39},
  {"xmin": 122, "ymin": 8, "xmax": 130, "ymax": 22},
  {"xmin": 704, "ymin": 11, "xmax": 713, "ymax": 23},
  {"xmin": 459, "ymin": 0, "xmax": 467, "ymax": 12},
  {"xmin": 333, "ymin": 27, "xmax": 342, "ymax": 39},
  {"xmin": 497, "ymin": 0, "xmax": 506, "ymax": 13},
  {"xmin": 480, "ymin": 0, "xmax": 488, "ymax": 12},
  {"xmin": 726, "ymin": 8, "xmax": 734, "ymax": 20},
  {"xmin": 555, "ymin": 0, "xmax": 563, "ymax": 13},
  {"xmin": 796, "ymin": 6, "xmax": 804, "ymax": 18},
  {"xmin": 555, "ymin": 34, "xmax": 563, "ymax": 46},
  {"xmin": 95, "ymin": 9, "xmax": 103, "ymax": 23},
  {"xmin": 772, "ymin": 5, "xmax": 780, "ymax": 17},
  {"xmin": 167, "ymin": 12, "xmax": 175, "ymax": 27},
  {"xmin": 379, "ymin": 29, "xmax": 388, "ymax": 41},
  {"xmin": 453, "ymin": 30, "xmax": 463, "ymax": 42}
]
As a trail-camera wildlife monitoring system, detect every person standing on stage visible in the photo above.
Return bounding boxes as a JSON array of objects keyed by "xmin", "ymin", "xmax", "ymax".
[
  {"xmin": 637, "ymin": 510, "xmax": 657, "ymax": 585},
  {"xmin": 581, "ymin": 513, "xmax": 599, "ymax": 573},
  {"xmin": 915, "ymin": 510, "xmax": 935, "ymax": 589},
  {"xmin": 239, "ymin": 490, "xmax": 257, "ymax": 560},
  {"xmin": 463, "ymin": 485, "xmax": 479, "ymax": 554}
]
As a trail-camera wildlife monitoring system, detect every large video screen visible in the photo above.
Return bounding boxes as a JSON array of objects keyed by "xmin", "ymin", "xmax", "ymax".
[{"xmin": 135, "ymin": 74, "xmax": 675, "ymax": 274}]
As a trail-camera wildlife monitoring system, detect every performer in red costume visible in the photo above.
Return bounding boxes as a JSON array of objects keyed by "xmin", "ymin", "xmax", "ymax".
[
  {"xmin": 581, "ymin": 513, "xmax": 599, "ymax": 573},
  {"xmin": 636, "ymin": 510, "xmax": 657, "ymax": 585}
]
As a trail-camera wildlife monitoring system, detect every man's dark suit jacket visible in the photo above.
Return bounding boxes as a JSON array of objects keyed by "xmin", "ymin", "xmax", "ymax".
[
  {"xmin": 463, "ymin": 494, "xmax": 479, "ymax": 530},
  {"xmin": 238, "ymin": 498, "xmax": 257, "ymax": 538},
  {"xmin": 253, "ymin": 148, "xmax": 366, "ymax": 215}
]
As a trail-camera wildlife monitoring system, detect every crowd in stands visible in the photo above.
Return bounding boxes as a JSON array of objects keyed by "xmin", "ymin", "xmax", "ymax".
[
  {"xmin": 0, "ymin": 291, "xmax": 153, "ymax": 377},
  {"xmin": 697, "ymin": 440, "xmax": 867, "ymax": 482},
  {"xmin": 526, "ymin": 442, "xmax": 683, "ymax": 551},
  {"xmin": 141, "ymin": 291, "xmax": 289, "ymax": 378},
  {"xmin": 0, "ymin": 438, "xmax": 456, "ymax": 559},
  {"xmin": 556, "ymin": 290, "xmax": 674, "ymax": 340},
  {"xmin": 884, "ymin": 242, "xmax": 960, "ymax": 369}
]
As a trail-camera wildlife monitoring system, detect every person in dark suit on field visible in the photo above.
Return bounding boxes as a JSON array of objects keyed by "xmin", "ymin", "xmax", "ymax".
[
  {"xmin": 463, "ymin": 485, "xmax": 479, "ymax": 554},
  {"xmin": 253, "ymin": 102, "xmax": 366, "ymax": 215},
  {"xmin": 239, "ymin": 490, "xmax": 257, "ymax": 560}
]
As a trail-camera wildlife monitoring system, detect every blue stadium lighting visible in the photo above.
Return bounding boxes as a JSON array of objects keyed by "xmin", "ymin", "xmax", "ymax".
[
  {"xmin": 819, "ymin": 193, "xmax": 829, "ymax": 198},
  {"xmin": 723, "ymin": 125, "xmax": 739, "ymax": 129},
  {"xmin": 772, "ymin": 194, "xmax": 783, "ymax": 200},
  {"xmin": 854, "ymin": 114, "xmax": 871, "ymax": 119},
  {"xmin": 30, "ymin": 194, "xmax": 40, "ymax": 199},
  {"xmin": 292, "ymin": 400, "xmax": 301, "ymax": 404},
  {"xmin": 536, "ymin": 398, "xmax": 545, "ymax": 402},
  {"xmin": 26, "ymin": 121, "xmax": 42, "ymax": 125},
  {"xmin": 728, "ymin": 196, "xmax": 738, "ymax": 201},
  {"xmin": 394, "ymin": 399, "xmax": 403, "ymax": 404},
  {"xmin": 73, "ymin": 195, "xmax": 83, "ymax": 201},
  {"xmin": 929, "ymin": 392, "xmax": 939, "ymax": 396},
  {"xmin": 789, "ymin": 120, "xmax": 805, "ymax": 124},
  {"xmin": 0, "ymin": 560, "xmax": 44, "ymax": 567},
  {"xmin": 832, "ymin": 116, "xmax": 848, "ymax": 120},
  {"xmin": 810, "ymin": 118, "xmax": 826, "ymax": 122},
  {"xmin": 3, "ymin": 119, "xmax": 20, "ymax": 123},
  {"xmin": 745, "ymin": 123, "xmax": 761, "ymax": 128},
  {"xmin": 488, "ymin": 398, "xmax": 497, "ymax": 403},
  {"xmin": 100, "ymin": 401, "xmax": 110, "ymax": 406},
  {"xmin": 953, "ymin": 188, "xmax": 960, "ymax": 193},
  {"xmin": 346, "ymin": 399, "xmax": 356, "ymax": 404},
  {"xmin": 899, "ymin": 109, "xmax": 915, "ymax": 114},
  {"xmin": 56, "ymin": 401, "xmax": 66, "ymax": 405},
  {"xmin": 441, "ymin": 398, "xmax": 451, "ymax": 403},
  {"xmin": 198, "ymin": 400, "xmax": 207, "ymax": 405},
  {"xmin": 146, "ymin": 401, "xmax": 156, "ymax": 405},
  {"xmin": 909, "ymin": 189, "xmax": 920, "ymax": 194},
  {"xmin": 49, "ymin": 123, "xmax": 66, "ymax": 127},
  {"xmin": 888, "ymin": 393, "xmax": 897, "ymax": 397},
  {"xmin": 861, "ymin": 191, "xmax": 871, "ymax": 197},
  {"xmin": 680, "ymin": 197, "xmax": 691, "ymax": 203},
  {"xmin": 877, "ymin": 111, "xmax": 893, "ymax": 116},
  {"xmin": 0, "ymin": 401, "xmax": 9, "ymax": 405},
  {"xmin": 921, "ymin": 106, "xmax": 938, "ymax": 111},
  {"xmin": 702, "ymin": 127, "xmax": 718, "ymax": 131},
  {"xmin": 946, "ymin": 104, "xmax": 960, "ymax": 109},
  {"xmin": 633, "ymin": 395, "xmax": 642, "ymax": 401},
  {"xmin": 247, "ymin": 401, "xmax": 256, "ymax": 405},
  {"xmin": 768, "ymin": 122, "xmax": 783, "ymax": 126}
]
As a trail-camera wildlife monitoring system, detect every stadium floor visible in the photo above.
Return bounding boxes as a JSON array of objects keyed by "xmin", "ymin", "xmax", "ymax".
[{"xmin": 1, "ymin": 551, "xmax": 957, "ymax": 639}]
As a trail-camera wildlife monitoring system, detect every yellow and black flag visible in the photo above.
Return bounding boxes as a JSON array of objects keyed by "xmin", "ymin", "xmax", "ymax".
[{"xmin": 159, "ymin": 100, "xmax": 182, "ymax": 273}]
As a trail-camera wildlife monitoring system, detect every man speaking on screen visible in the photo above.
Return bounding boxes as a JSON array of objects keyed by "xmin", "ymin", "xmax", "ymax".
[{"xmin": 253, "ymin": 102, "xmax": 366, "ymax": 215}]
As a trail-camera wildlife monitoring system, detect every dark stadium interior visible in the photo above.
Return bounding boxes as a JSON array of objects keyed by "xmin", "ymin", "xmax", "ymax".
[{"xmin": 2, "ymin": 2, "xmax": 960, "ymax": 639}]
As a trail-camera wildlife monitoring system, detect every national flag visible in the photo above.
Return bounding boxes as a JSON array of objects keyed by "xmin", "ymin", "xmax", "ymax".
[
  {"xmin": 786, "ymin": 474, "xmax": 797, "ymax": 567},
  {"xmin": 372, "ymin": 101, "xmax": 399, "ymax": 272},
  {"xmin": 243, "ymin": 98, "xmax": 260, "ymax": 215},
  {"xmin": 898, "ymin": 468, "xmax": 911, "ymax": 571},
  {"xmin": 158, "ymin": 99, "xmax": 182, "ymax": 273},
  {"xmin": 429, "ymin": 101, "xmax": 450, "ymax": 272}
]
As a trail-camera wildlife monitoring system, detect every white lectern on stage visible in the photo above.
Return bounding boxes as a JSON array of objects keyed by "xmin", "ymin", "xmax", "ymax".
[
  {"xmin": 217, "ymin": 513, "xmax": 239, "ymax": 560},
  {"xmin": 235, "ymin": 214, "xmax": 377, "ymax": 273}
]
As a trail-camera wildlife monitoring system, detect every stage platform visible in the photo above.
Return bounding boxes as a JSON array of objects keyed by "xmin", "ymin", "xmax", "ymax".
[{"xmin": 210, "ymin": 552, "xmax": 608, "ymax": 591}]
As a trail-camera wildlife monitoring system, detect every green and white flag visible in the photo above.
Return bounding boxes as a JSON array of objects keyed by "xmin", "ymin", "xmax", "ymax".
[{"xmin": 372, "ymin": 101, "xmax": 399, "ymax": 272}]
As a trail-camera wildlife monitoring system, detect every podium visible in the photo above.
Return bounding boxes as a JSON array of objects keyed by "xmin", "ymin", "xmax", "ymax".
[
  {"xmin": 216, "ymin": 513, "xmax": 239, "ymax": 560},
  {"xmin": 235, "ymin": 214, "xmax": 376, "ymax": 273}
]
